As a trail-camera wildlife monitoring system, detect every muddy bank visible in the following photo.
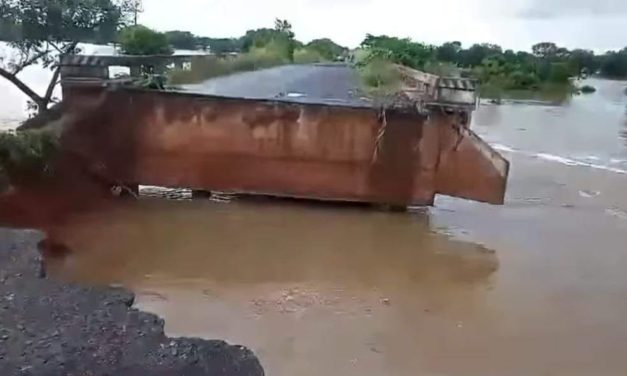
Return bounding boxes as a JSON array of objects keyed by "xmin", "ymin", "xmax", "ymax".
[{"xmin": 0, "ymin": 228, "xmax": 264, "ymax": 376}]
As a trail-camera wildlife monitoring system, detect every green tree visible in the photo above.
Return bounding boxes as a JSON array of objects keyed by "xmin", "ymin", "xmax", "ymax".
[
  {"xmin": 361, "ymin": 34, "xmax": 434, "ymax": 70},
  {"xmin": 119, "ymin": 25, "xmax": 173, "ymax": 55},
  {"xmin": 274, "ymin": 19, "xmax": 294, "ymax": 39},
  {"xmin": 306, "ymin": 38, "xmax": 347, "ymax": 60},
  {"xmin": 240, "ymin": 19, "xmax": 297, "ymax": 61},
  {"xmin": 532, "ymin": 42, "xmax": 558, "ymax": 59},
  {"xmin": 196, "ymin": 37, "xmax": 241, "ymax": 53},
  {"xmin": 502, "ymin": 49, "xmax": 518, "ymax": 64},
  {"xmin": 568, "ymin": 49, "xmax": 597, "ymax": 76},
  {"xmin": 0, "ymin": 0, "xmax": 132, "ymax": 115},
  {"xmin": 240, "ymin": 28, "xmax": 279, "ymax": 52},
  {"xmin": 273, "ymin": 18, "xmax": 296, "ymax": 61},
  {"xmin": 459, "ymin": 43, "xmax": 502, "ymax": 67},
  {"xmin": 436, "ymin": 41, "xmax": 462, "ymax": 63},
  {"xmin": 93, "ymin": 4, "xmax": 126, "ymax": 44},
  {"xmin": 165, "ymin": 30, "xmax": 197, "ymax": 50},
  {"xmin": 599, "ymin": 49, "xmax": 627, "ymax": 78},
  {"xmin": 547, "ymin": 62, "xmax": 572, "ymax": 83},
  {"xmin": 0, "ymin": 1, "xmax": 21, "ymax": 42},
  {"xmin": 122, "ymin": 0, "xmax": 143, "ymax": 26},
  {"xmin": 516, "ymin": 51, "xmax": 535, "ymax": 65}
]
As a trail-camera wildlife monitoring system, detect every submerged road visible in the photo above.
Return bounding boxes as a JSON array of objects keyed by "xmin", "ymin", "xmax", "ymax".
[{"xmin": 182, "ymin": 63, "xmax": 371, "ymax": 107}]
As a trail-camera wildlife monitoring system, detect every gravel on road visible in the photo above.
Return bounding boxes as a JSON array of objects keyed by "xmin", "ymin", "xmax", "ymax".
[{"xmin": 0, "ymin": 228, "xmax": 265, "ymax": 376}]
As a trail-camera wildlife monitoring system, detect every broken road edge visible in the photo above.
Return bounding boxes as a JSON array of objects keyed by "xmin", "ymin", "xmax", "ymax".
[{"xmin": 0, "ymin": 227, "xmax": 265, "ymax": 376}]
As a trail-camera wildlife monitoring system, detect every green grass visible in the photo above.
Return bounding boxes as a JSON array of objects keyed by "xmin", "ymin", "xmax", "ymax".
[
  {"xmin": 357, "ymin": 58, "xmax": 402, "ymax": 95},
  {"xmin": 293, "ymin": 48, "xmax": 325, "ymax": 64},
  {"xmin": 423, "ymin": 61, "xmax": 461, "ymax": 77}
]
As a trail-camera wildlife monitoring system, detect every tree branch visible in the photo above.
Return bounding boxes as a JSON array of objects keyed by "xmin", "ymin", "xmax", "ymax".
[
  {"xmin": 48, "ymin": 41, "xmax": 64, "ymax": 54},
  {"xmin": 65, "ymin": 42, "xmax": 79, "ymax": 54},
  {"xmin": 0, "ymin": 67, "xmax": 44, "ymax": 106},
  {"xmin": 44, "ymin": 66, "xmax": 61, "ymax": 103},
  {"xmin": 50, "ymin": 41, "xmax": 79, "ymax": 55},
  {"xmin": 12, "ymin": 48, "xmax": 50, "ymax": 76}
]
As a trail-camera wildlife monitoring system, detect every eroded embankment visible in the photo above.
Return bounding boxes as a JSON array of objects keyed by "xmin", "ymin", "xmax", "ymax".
[{"xmin": 0, "ymin": 228, "xmax": 265, "ymax": 376}]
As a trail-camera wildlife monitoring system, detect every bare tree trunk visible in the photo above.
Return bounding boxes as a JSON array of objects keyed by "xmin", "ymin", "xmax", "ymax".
[{"xmin": 40, "ymin": 66, "xmax": 62, "ymax": 114}]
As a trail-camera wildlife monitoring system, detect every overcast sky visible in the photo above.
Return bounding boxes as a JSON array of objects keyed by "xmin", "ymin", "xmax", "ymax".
[{"xmin": 140, "ymin": 0, "xmax": 627, "ymax": 52}]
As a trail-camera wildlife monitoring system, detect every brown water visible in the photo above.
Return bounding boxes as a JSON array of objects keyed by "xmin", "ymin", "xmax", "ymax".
[{"xmin": 41, "ymin": 78, "xmax": 627, "ymax": 375}]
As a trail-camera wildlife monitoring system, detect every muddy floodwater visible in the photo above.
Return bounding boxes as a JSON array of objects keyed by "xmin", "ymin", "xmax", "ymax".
[{"xmin": 11, "ymin": 78, "xmax": 627, "ymax": 375}]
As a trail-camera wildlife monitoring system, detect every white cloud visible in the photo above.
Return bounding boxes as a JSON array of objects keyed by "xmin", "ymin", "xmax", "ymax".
[
  {"xmin": 518, "ymin": 0, "xmax": 627, "ymax": 18},
  {"xmin": 139, "ymin": 0, "xmax": 627, "ymax": 51}
]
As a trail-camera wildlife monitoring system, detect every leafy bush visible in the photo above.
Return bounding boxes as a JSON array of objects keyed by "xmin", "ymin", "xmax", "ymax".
[
  {"xmin": 119, "ymin": 25, "xmax": 173, "ymax": 55},
  {"xmin": 240, "ymin": 20, "xmax": 297, "ymax": 61},
  {"xmin": 423, "ymin": 61, "xmax": 461, "ymax": 77},
  {"xmin": 306, "ymin": 39, "xmax": 347, "ymax": 60},
  {"xmin": 508, "ymin": 71, "xmax": 541, "ymax": 89},
  {"xmin": 293, "ymin": 48, "xmax": 326, "ymax": 64},
  {"xmin": 600, "ymin": 49, "xmax": 627, "ymax": 78},
  {"xmin": 165, "ymin": 30, "xmax": 197, "ymax": 50},
  {"xmin": 351, "ymin": 48, "xmax": 371, "ymax": 65},
  {"xmin": 245, "ymin": 41, "xmax": 292, "ymax": 67},
  {"xmin": 359, "ymin": 58, "xmax": 402, "ymax": 92},
  {"xmin": 0, "ymin": 131, "xmax": 59, "ymax": 185},
  {"xmin": 360, "ymin": 34, "xmax": 434, "ymax": 70},
  {"xmin": 547, "ymin": 62, "xmax": 572, "ymax": 83}
]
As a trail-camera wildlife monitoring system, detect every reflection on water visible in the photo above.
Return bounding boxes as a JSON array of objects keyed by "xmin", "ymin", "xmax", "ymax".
[{"xmin": 46, "ymin": 198, "xmax": 498, "ymax": 376}]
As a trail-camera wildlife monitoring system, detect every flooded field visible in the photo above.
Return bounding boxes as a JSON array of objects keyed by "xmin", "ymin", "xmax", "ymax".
[{"xmin": 3, "ymin": 68, "xmax": 627, "ymax": 374}]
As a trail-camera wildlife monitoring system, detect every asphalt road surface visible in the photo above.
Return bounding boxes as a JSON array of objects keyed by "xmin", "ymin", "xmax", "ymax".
[{"xmin": 182, "ymin": 63, "xmax": 371, "ymax": 107}]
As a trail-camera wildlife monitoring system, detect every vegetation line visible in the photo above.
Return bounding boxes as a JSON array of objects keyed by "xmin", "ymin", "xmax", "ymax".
[{"xmin": 1, "ymin": 0, "xmax": 627, "ymax": 118}]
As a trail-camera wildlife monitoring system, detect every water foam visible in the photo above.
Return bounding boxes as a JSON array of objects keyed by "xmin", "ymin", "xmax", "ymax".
[
  {"xmin": 491, "ymin": 143, "xmax": 516, "ymax": 153},
  {"xmin": 535, "ymin": 153, "xmax": 580, "ymax": 166},
  {"xmin": 490, "ymin": 143, "xmax": 627, "ymax": 175},
  {"xmin": 606, "ymin": 208, "xmax": 627, "ymax": 221}
]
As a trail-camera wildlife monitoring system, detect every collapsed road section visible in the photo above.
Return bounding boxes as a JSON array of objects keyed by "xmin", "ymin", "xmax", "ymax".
[
  {"xmin": 0, "ymin": 228, "xmax": 265, "ymax": 376},
  {"xmin": 57, "ymin": 55, "xmax": 509, "ymax": 207}
]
